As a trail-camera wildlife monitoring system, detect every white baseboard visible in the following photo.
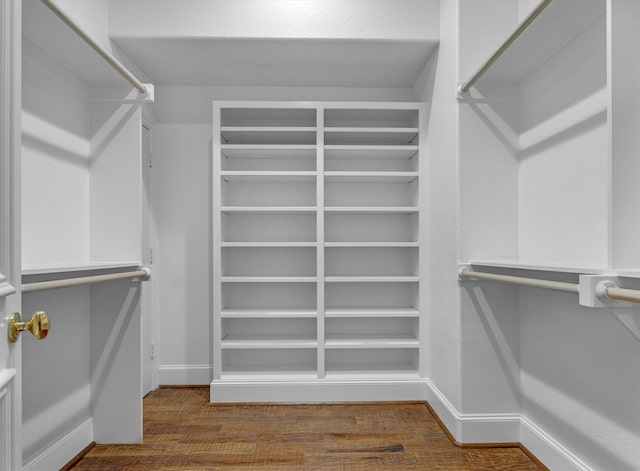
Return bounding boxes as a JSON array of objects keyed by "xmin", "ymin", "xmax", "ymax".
[
  {"xmin": 211, "ymin": 379, "xmax": 429, "ymax": 403},
  {"xmin": 159, "ymin": 364, "xmax": 212, "ymax": 385},
  {"xmin": 425, "ymin": 379, "xmax": 520, "ymax": 443},
  {"xmin": 426, "ymin": 379, "xmax": 592, "ymax": 471},
  {"xmin": 520, "ymin": 416, "xmax": 594, "ymax": 471},
  {"xmin": 23, "ymin": 418, "xmax": 93, "ymax": 471}
]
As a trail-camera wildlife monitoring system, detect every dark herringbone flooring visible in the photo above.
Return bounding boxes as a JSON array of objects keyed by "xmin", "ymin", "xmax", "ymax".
[{"xmin": 68, "ymin": 387, "xmax": 545, "ymax": 470}]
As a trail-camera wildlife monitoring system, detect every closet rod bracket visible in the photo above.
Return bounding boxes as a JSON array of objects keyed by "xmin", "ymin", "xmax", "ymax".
[{"xmin": 579, "ymin": 275, "xmax": 640, "ymax": 308}]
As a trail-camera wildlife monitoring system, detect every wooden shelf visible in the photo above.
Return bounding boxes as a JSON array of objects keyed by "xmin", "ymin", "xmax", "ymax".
[
  {"xmin": 325, "ymin": 276, "xmax": 419, "ymax": 283},
  {"xmin": 467, "ymin": 259, "xmax": 606, "ymax": 275},
  {"xmin": 324, "ymin": 207, "xmax": 418, "ymax": 215},
  {"xmin": 222, "ymin": 309, "xmax": 317, "ymax": 318},
  {"xmin": 221, "ymin": 171, "xmax": 316, "ymax": 182},
  {"xmin": 221, "ymin": 126, "xmax": 316, "ymax": 132},
  {"xmin": 222, "ymin": 276, "xmax": 318, "ymax": 283},
  {"xmin": 22, "ymin": 261, "xmax": 140, "ymax": 277},
  {"xmin": 221, "ymin": 242, "xmax": 317, "ymax": 248},
  {"xmin": 221, "ymin": 335, "xmax": 318, "ymax": 349},
  {"xmin": 325, "ymin": 334, "xmax": 419, "ymax": 349},
  {"xmin": 325, "ymin": 171, "xmax": 418, "ymax": 183},
  {"xmin": 324, "ymin": 145, "xmax": 418, "ymax": 159},
  {"xmin": 478, "ymin": 0, "xmax": 606, "ymax": 85},
  {"xmin": 325, "ymin": 242, "xmax": 418, "ymax": 248},
  {"xmin": 325, "ymin": 308, "xmax": 419, "ymax": 318},
  {"xmin": 221, "ymin": 206, "xmax": 317, "ymax": 214},
  {"xmin": 221, "ymin": 145, "xmax": 316, "ymax": 159},
  {"xmin": 324, "ymin": 128, "xmax": 419, "ymax": 145}
]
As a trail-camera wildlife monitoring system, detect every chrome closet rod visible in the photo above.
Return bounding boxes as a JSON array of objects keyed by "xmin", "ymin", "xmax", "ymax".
[
  {"xmin": 22, "ymin": 268, "xmax": 151, "ymax": 293},
  {"xmin": 40, "ymin": 0, "xmax": 148, "ymax": 95},
  {"xmin": 459, "ymin": 268, "xmax": 579, "ymax": 294},
  {"xmin": 458, "ymin": 0, "xmax": 553, "ymax": 96}
]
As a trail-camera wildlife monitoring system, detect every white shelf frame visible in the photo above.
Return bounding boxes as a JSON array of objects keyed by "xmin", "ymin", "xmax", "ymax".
[{"xmin": 212, "ymin": 101, "xmax": 427, "ymax": 401}]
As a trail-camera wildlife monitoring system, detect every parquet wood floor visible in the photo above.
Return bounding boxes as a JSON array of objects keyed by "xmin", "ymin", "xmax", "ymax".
[{"xmin": 68, "ymin": 387, "xmax": 545, "ymax": 470}]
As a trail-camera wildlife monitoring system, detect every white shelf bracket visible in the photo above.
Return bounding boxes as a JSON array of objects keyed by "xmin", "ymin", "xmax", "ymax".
[
  {"xmin": 89, "ymin": 84, "xmax": 155, "ymax": 104},
  {"xmin": 578, "ymin": 275, "xmax": 640, "ymax": 308},
  {"xmin": 456, "ymin": 83, "xmax": 470, "ymax": 100}
]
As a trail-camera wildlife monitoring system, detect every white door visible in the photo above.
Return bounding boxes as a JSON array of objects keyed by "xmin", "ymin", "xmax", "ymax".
[
  {"xmin": 0, "ymin": 0, "xmax": 22, "ymax": 469},
  {"xmin": 141, "ymin": 124, "xmax": 154, "ymax": 395}
]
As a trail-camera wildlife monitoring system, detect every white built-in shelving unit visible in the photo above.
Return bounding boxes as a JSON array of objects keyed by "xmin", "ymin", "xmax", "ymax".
[
  {"xmin": 212, "ymin": 101, "xmax": 427, "ymax": 402},
  {"xmin": 458, "ymin": 0, "xmax": 636, "ymax": 279}
]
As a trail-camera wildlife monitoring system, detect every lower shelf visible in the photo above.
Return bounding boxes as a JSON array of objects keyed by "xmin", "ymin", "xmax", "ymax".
[
  {"xmin": 220, "ymin": 372, "xmax": 318, "ymax": 381},
  {"xmin": 221, "ymin": 348, "xmax": 317, "ymax": 377},
  {"xmin": 325, "ymin": 335, "xmax": 419, "ymax": 348},
  {"xmin": 221, "ymin": 336, "xmax": 318, "ymax": 349}
]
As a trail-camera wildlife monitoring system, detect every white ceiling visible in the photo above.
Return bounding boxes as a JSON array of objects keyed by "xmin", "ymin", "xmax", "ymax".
[{"xmin": 23, "ymin": 0, "xmax": 437, "ymax": 89}]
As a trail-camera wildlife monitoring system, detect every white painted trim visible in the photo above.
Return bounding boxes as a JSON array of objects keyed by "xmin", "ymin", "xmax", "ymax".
[
  {"xmin": 22, "ymin": 418, "xmax": 93, "ymax": 471},
  {"xmin": 0, "ymin": 369, "xmax": 15, "ymax": 392},
  {"xmin": 211, "ymin": 379, "xmax": 429, "ymax": 403},
  {"xmin": 425, "ymin": 380, "xmax": 593, "ymax": 470},
  {"xmin": 520, "ymin": 416, "xmax": 595, "ymax": 471},
  {"xmin": 424, "ymin": 378, "xmax": 463, "ymax": 439},
  {"xmin": 0, "ymin": 275, "xmax": 15, "ymax": 298},
  {"xmin": 159, "ymin": 364, "xmax": 213, "ymax": 385}
]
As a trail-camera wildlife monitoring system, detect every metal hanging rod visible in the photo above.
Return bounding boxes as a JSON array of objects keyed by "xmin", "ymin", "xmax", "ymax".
[
  {"xmin": 459, "ymin": 267, "xmax": 579, "ymax": 294},
  {"xmin": 457, "ymin": 0, "xmax": 553, "ymax": 97},
  {"xmin": 40, "ymin": 0, "xmax": 148, "ymax": 95},
  {"xmin": 22, "ymin": 267, "xmax": 151, "ymax": 294}
]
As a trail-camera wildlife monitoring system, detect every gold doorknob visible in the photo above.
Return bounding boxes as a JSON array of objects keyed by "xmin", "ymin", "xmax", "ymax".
[{"xmin": 8, "ymin": 311, "xmax": 49, "ymax": 343}]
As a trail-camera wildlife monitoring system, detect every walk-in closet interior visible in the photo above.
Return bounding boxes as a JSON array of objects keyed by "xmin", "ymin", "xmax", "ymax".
[{"xmin": 8, "ymin": 0, "xmax": 640, "ymax": 470}]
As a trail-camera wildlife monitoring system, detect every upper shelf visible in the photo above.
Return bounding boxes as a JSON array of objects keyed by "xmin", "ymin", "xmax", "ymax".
[
  {"xmin": 466, "ymin": 259, "xmax": 606, "ymax": 275},
  {"xmin": 324, "ymin": 128, "xmax": 419, "ymax": 146},
  {"xmin": 324, "ymin": 109, "xmax": 419, "ymax": 128},
  {"xmin": 221, "ymin": 108, "xmax": 316, "ymax": 127},
  {"xmin": 221, "ymin": 145, "xmax": 316, "ymax": 159},
  {"xmin": 221, "ymin": 128, "xmax": 316, "ymax": 145},
  {"xmin": 325, "ymin": 146, "xmax": 418, "ymax": 159},
  {"xmin": 468, "ymin": 0, "xmax": 605, "ymax": 86},
  {"xmin": 23, "ymin": 1, "xmax": 143, "ymax": 89},
  {"xmin": 22, "ymin": 262, "xmax": 142, "ymax": 283}
]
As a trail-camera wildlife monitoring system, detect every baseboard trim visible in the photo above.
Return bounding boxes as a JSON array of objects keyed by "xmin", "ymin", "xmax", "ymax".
[
  {"xmin": 23, "ymin": 418, "xmax": 93, "ymax": 471},
  {"xmin": 425, "ymin": 379, "xmax": 592, "ymax": 471},
  {"xmin": 425, "ymin": 379, "xmax": 520, "ymax": 443},
  {"xmin": 59, "ymin": 441, "xmax": 96, "ymax": 471},
  {"xmin": 159, "ymin": 364, "xmax": 212, "ymax": 385},
  {"xmin": 520, "ymin": 416, "xmax": 594, "ymax": 471},
  {"xmin": 210, "ymin": 379, "xmax": 429, "ymax": 403}
]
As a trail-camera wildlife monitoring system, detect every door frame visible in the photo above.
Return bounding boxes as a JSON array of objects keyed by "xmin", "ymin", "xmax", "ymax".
[{"xmin": 0, "ymin": 0, "xmax": 22, "ymax": 469}]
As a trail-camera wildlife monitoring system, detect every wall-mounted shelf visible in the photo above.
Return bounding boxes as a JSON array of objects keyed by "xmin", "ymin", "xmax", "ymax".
[
  {"xmin": 221, "ymin": 336, "xmax": 318, "ymax": 349},
  {"xmin": 467, "ymin": 260, "xmax": 607, "ymax": 275},
  {"xmin": 221, "ymin": 207, "xmax": 317, "ymax": 214},
  {"xmin": 221, "ymin": 242, "xmax": 317, "ymax": 248},
  {"xmin": 221, "ymin": 276, "xmax": 318, "ymax": 283},
  {"xmin": 325, "ymin": 171, "xmax": 418, "ymax": 183},
  {"xmin": 324, "ymin": 146, "xmax": 418, "ymax": 160},
  {"xmin": 221, "ymin": 309, "xmax": 317, "ymax": 318},
  {"xmin": 324, "ymin": 207, "xmax": 419, "ymax": 214},
  {"xmin": 325, "ymin": 308, "xmax": 419, "ymax": 318},
  {"xmin": 325, "ymin": 335, "xmax": 419, "ymax": 349},
  {"xmin": 22, "ymin": 261, "xmax": 140, "ymax": 277}
]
